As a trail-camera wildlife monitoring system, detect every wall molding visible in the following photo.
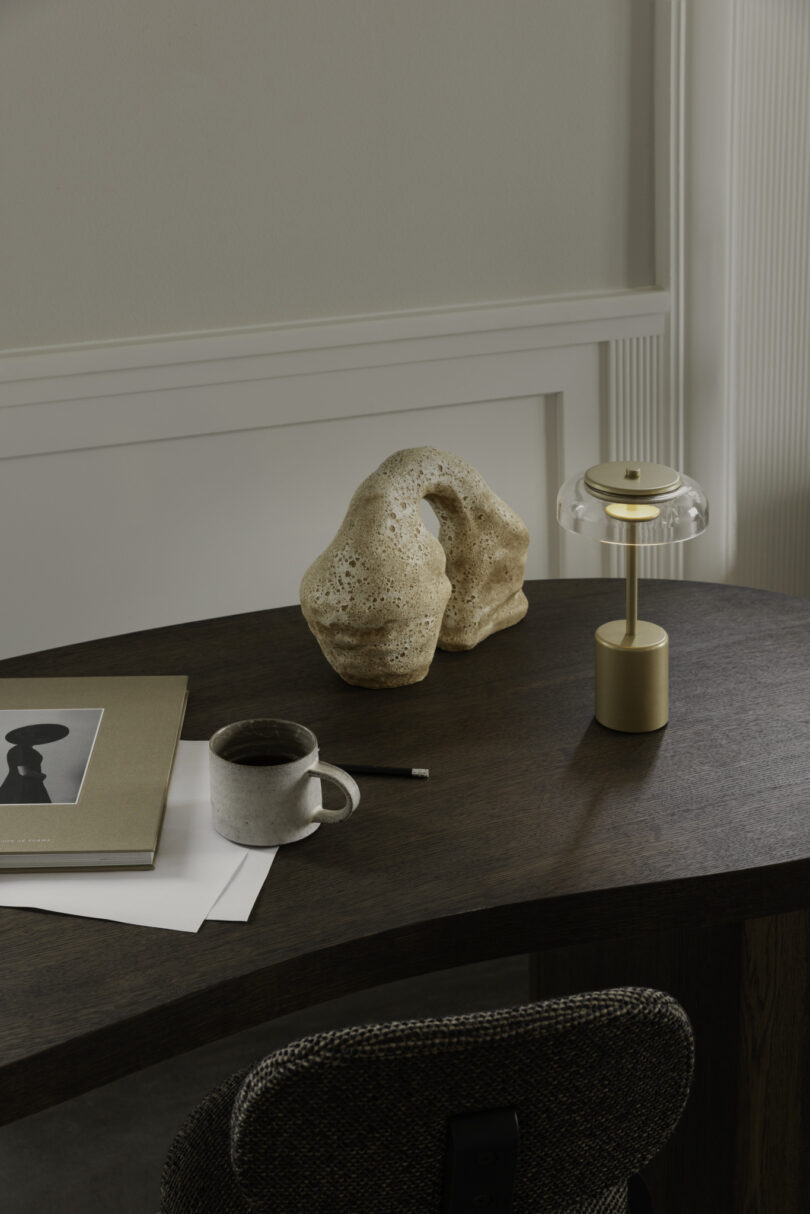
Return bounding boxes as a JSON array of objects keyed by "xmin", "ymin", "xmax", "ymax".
[
  {"xmin": 679, "ymin": 0, "xmax": 737, "ymax": 584},
  {"xmin": 0, "ymin": 290, "xmax": 668, "ymax": 461},
  {"xmin": 0, "ymin": 289, "xmax": 670, "ymax": 374}
]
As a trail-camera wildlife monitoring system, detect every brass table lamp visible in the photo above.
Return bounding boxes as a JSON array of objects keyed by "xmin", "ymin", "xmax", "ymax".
[{"xmin": 557, "ymin": 461, "xmax": 708, "ymax": 732}]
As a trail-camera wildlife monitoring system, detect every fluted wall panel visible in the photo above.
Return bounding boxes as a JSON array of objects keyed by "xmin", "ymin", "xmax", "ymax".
[
  {"xmin": 731, "ymin": 0, "xmax": 810, "ymax": 596},
  {"xmin": 606, "ymin": 334, "xmax": 682, "ymax": 580}
]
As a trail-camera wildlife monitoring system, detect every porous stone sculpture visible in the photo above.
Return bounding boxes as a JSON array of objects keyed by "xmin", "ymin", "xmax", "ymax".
[{"xmin": 300, "ymin": 447, "xmax": 529, "ymax": 687}]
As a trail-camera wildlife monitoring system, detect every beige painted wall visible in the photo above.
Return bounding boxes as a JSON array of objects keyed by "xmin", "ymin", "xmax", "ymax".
[{"xmin": 2, "ymin": 0, "xmax": 654, "ymax": 351}]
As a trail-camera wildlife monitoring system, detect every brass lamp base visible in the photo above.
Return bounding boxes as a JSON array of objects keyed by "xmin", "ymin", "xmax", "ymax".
[{"xmin": 594, "ymin": 620, "xmax": 669, "ymax": 732}]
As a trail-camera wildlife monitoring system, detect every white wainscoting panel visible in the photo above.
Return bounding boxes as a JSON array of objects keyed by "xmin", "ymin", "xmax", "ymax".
[{"xmin": 0, "ymin": 292, "xmax": 669, "ymax": 658}]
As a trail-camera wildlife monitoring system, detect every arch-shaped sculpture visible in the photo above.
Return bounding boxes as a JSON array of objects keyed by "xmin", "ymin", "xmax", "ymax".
[{"xmin": 300, "ymin": 448, "xmax": 529, "ymax": 687}]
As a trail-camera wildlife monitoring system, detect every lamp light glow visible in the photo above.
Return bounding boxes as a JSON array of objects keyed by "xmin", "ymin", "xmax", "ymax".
[{"xmin": 604, "ymin": 502, "xmax": 662, "ymax": 523}]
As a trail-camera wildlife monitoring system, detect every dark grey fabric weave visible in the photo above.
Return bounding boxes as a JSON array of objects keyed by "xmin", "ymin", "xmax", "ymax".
[{"xmin": 161, "ymin": 986, "xmax": 693, "ymax": 1213}]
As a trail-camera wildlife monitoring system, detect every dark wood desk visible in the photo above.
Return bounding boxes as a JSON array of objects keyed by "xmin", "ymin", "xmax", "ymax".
[{"xmin": 1, "ymin": 580, "xmax": 809, "ymax": 1210}]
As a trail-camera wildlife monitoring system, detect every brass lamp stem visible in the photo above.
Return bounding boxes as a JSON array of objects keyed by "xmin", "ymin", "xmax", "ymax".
[{"xmin": 625, "ymin": 523, "xmax": 638, "ymax": 637}]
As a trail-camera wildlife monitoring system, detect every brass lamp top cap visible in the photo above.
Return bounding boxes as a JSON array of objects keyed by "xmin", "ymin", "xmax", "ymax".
[{"xmin": 585, "ymin": 460, "xmax": 682, "ymax": 499}]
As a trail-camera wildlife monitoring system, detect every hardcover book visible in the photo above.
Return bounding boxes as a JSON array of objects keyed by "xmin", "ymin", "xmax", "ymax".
[{"xmin": 0, "ymin": 675, "xmax": 188, "ymax": 870}]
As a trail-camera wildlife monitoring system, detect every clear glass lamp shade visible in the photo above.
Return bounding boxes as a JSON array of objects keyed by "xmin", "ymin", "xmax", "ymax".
[{"xmin": 556, "ymin": 463, "xmax": 709, "ymax": 547}]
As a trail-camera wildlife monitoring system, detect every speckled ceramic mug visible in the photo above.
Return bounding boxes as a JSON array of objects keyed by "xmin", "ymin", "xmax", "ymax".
[{"xmin": 209, "ymin": 719, "xmax": 360, "ymax": 846}]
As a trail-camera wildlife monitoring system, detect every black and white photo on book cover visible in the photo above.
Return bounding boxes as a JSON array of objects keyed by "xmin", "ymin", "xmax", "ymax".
[{"xmin": 0, "ymin": 708, "xmax": 103, "ymax": 806}]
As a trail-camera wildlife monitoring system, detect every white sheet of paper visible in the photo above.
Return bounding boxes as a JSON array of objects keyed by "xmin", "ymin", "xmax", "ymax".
[
  {"xmin": 0, "ymin": 741, "xmax": 277, "ymax": 932},
  {"xmin": 207, "ymin": 847, "xmax": 277, "ymax": 920}
]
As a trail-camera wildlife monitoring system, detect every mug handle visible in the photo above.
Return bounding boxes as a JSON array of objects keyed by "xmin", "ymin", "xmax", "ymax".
[{"xmin": 307, "ymin": 761, "xmax": 360, "ymax": 824}]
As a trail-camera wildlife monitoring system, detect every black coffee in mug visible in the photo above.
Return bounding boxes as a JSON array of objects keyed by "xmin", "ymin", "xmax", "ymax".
[
  {"xmin": 223, "ymin": 744, "xmax": 303, "ymax": 767},
  {"xmin": 232, "ymin": 751, "xmax": 300, "ymax": 767}
]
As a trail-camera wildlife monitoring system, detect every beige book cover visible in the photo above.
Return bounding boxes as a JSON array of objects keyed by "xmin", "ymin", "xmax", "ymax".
[{"xmin": 0, "ymin": 676, "xmax": 188, "ymax": 870}]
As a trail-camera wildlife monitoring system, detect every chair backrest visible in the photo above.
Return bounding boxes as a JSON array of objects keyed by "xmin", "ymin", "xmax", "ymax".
[{"xmin": 161, "ymin": 985, "xmax": 694, "ymax": 1214}]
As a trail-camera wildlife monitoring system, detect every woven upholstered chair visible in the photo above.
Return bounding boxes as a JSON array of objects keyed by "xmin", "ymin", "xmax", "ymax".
[{"xmin": 160, "ymin": 985, "xmax": 694, "ymax": 1213}]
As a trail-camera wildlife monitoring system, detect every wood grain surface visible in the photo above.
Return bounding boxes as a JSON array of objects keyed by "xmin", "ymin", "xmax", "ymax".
[{"xmin": 1, "ymin": 579, "xmax": 809, "ymax": 1208}]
